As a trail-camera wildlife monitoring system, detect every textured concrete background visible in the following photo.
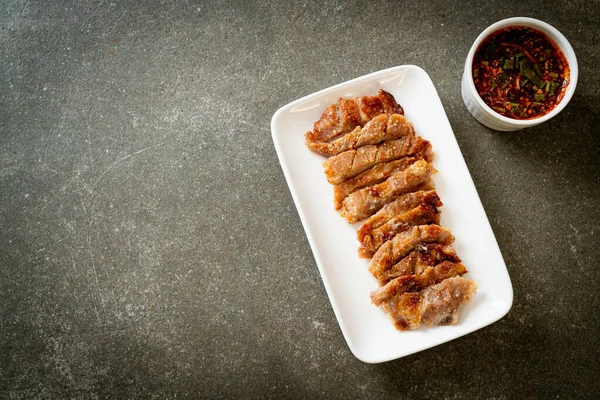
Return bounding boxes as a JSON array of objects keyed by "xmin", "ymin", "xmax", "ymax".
[{"xmin": 1, "ymin": 0, "xmax": 599, "ymax": 398}]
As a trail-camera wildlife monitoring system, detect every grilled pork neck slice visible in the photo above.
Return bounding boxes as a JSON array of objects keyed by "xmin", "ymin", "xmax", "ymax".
[
  {"xmin": 377, "ymin": 244, "xmax": 460, "ymax": 285},
  {"xmin": 358, "ymin": 204, "xmax": 441, "ymax": 258},
  {"xmin": 381, "ymin": 277, "xmax": 477, "ymax": 330},
  {"xmin": 368, "ymin": 224, "xmax": 454, "ymax": 279},
  {"xmin": 370, "ymin": 261, "xmax": 468, "ymax": 306},
  {"xmin": 305, "ymin": 90, "xmax": 404, "ymax": 145},
  {"xmin": 323, "ymin": 136, "xmax": 432, "ymax": 185},
  {"xmin": 332, "ymin": 157, "xmax": 432, "ymax": 210},
  {"xmin": 307, "ymin": 114, "xmax": 415, "ymax": 157},
  {"xmin": 340, "ymin": 160, "xmax": 436, "ymax": 223},
  {"xmin": 357, "ymin": 190, "xmax": 441, "ymax": 240}
]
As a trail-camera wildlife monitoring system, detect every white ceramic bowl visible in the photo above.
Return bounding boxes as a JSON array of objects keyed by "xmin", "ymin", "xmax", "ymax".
[{"xmin": 461, "ymin": 17, "xmax": 578, "ymax": 131}]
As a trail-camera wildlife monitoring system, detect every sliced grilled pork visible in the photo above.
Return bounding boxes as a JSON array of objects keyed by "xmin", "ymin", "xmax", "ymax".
[
  {"xmin": 357, "ymin": 190, "xmax": 441, "ymax": 243},
  {"xmin": 305, "ymin": 90, "xmax": 404, "ymax": 145},
  {"xmin": 358, "ymin": 204, "xmax": 441, "ymax": 258},
  {"xmin": 339, "ymin": 160, "xmax": 436, "ymax": 223},
  {"xmin": 307, "ymin": 114, "xmax": 415, "ymax": 157},
  {"xmin": 370, "ymin": 261, "xmax": 468, "ymax": 306},
  {"xmin": 368, "ymin": 224, "xmax": 454, "ymax": 279},
  {"xmin": 323, "ymin": 136, "xmax": 432, "ymax": 185},
  {"xmin": 381, "ymin": 277, "xmax": 477, "ymax": 330},
  {"xmin": 332, "ymin": 156, "xmax": 433, "ymax": 210},
  {"xmin": 377, "ymin": 244, "xmax": 460, "ymax": 285}
]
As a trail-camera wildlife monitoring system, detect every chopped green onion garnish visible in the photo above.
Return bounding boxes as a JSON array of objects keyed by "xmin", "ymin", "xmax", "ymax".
[
  {"xmin": 493, "ymin": 107, "xmax": 506, "ymax": 113},
  {"xmin": 523, "ymin": 67, "xmax": 542, "ymax": 87},
  {"xmin": 519, "ymin": 59, "xmax": 528, "ymax": 72},
  {"xmin": 549, "ymin": 72, "xmax": 559, "ymax": 79},
  {"xmin": 534, "ymin": 94, "xmax": 546, "ymax": 101}
]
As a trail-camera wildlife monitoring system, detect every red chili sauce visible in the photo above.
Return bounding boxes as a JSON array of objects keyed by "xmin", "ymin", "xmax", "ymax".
[{"xmin": 472, "ymin": 27, "xmax": 569, "ymax": 119}]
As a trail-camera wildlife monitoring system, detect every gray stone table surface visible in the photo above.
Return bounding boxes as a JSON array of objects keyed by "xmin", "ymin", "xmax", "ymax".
[{"xmin": 1, "ymin": 0, "xmax": 599, "ymax": 398}]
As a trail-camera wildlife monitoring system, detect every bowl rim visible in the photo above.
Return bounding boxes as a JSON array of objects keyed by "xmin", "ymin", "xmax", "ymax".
[{"xmin": 464, "ymin": 17, "xmax": 579, "ymax": 126}]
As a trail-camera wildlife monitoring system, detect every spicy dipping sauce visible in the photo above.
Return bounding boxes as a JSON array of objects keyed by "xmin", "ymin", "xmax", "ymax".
[{"xmin": 472, "ymin": 26, "xmax": 570, "ymax": 119}]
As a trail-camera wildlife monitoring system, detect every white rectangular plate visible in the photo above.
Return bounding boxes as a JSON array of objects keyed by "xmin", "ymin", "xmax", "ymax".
[{"xmin": 271, "ymin": 65, "xmax": 513, "ymax": 363}]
